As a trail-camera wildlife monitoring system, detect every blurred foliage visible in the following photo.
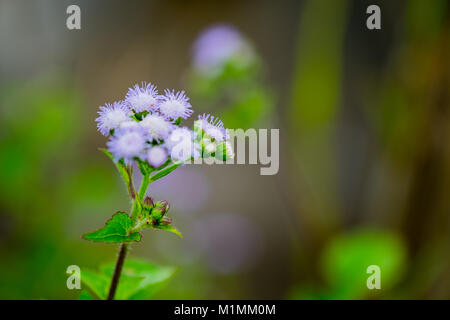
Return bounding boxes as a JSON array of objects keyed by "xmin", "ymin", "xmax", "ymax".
[
  {"xmin": 188, "ymin": 43, "xmax": 274, "ymax": 129},
  {"xmin": 321, "ymin": 229, "xmax": 406, "ymax": 299},
  {"xmin": 291, "ymin": 229, "xmax": 406, "ymax": 299},
  {"xmin": 0, "ymin": 76, "xmax": 125, "ymax": 299},
  {"xmin": 81, "ymin": 258, "xmax": 177, "ymax": 300},
  {"xmin": 0, "ymin": 0, "xmax": 449, "ymax": 300}
]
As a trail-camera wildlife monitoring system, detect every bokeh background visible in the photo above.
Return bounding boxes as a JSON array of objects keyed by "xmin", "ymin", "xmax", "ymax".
[{"xmin": 1, "ymin": 0, "xmax": 450, "ymax": 299}]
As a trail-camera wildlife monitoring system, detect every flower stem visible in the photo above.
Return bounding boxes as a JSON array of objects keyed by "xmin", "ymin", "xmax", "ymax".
[
  {"xmin": 107, "ymin": 243, "xmax": 128, "ymax": 300},
  {"xmin": 138, "ymin": 173, "xmax": 151, "ymax": 200}
]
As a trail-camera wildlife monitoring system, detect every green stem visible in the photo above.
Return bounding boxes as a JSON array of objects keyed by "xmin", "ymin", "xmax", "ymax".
[
  {"xmin": 139, "ymin": 174, "xmax": 151, "ymax": 200},
  {"xmin": 107, "ymin": 243, "xmax": 128, "ymax": 300}
]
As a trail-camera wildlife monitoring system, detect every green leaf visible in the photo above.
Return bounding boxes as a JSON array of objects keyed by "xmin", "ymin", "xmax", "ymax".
[
  {"xmin": 81, "ymin": 270, "xmax": 109, "ymax": 300},
  {"xmin": 78, "ymin": 290, "xmax": 94, "ymax": 300},
  {"xmin": 152, "ymin": 224, "xmax": 183, "ymax": 238},
  {"xmin": 83, "ymin": 212, "xmax": 141, "ymax": 243},
  {"xmin": 100, "ymin": 259, "xmax": 178, "ymax": 300},
  {"xmin": 321, "ymin": 229, "xmax": 406, "ymax": 299},
  {"xmin": 150, "ymin": 161, "xmax": 182, "ymax": 182},
  {"xmin": 99, "ymin": 148, "xmax": 131, "ymax": 190}
]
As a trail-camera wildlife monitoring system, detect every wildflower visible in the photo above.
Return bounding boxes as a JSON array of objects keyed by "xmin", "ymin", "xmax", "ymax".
[
  {"xmin": 192, "ymin": 24, "xmax": 254, "ymax": 74},
  {"xmin": 107, "ymin": 130, "xmax": 147, "ymax": 164},
  {"xmin": 195, "ymin": 113, "xmax": 228, "ymax": 142},
  {"xmin": 140, "ymin": 114, "xmax": 174, "ymax": 141},
  {"xmin": 158, "ymin": 90, "xmax": 193, "ymax": 120},
  {"xmin": 96, "ymin": 101, "xmax": 130, "ymax": 136},
  {"xmin": 147, "ymin": 146, "xmax": 168, "ymax": 168},
  {"xmin": 166, "ymin": 127, "xmax": 200, "ymax": 162},
  {"xmin": 125, "ymin": 82, "xmax": 159, "ymax": 113}
]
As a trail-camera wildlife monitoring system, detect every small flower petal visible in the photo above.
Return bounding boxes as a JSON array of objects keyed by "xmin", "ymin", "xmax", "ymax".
[
  {"xmin": 95, "ymin": 101, "xmax": 130, "ymax": 136},
  {"xmin": 158, "ymin": 89, "xmax": 193, "ymax": 120},
  {"xmin": 125, "ymin": 82, "xmax": 159, "ymax": 113}
]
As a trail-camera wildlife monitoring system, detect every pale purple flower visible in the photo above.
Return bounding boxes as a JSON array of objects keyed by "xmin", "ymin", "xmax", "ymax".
[
  {"xmin": 166, "ymin": 127, "xmax": 200, "ymax": 162},
  {"xmin": 195, "ymin": 113, "xmax": 228, "ymax": 142},
  {"xmin": 95, "ymin": 101, "xmax": 130, "ymax": 136},
  {"xmin": 125, "ymin": 82, "xmax": 159, "ymax": 113},
  {"xmin": 192, "ymin": 24, "xmax": 253, "ymax": 74},
  {"xmin": 158, "ymin": 89, "xmax": 193, "ymax": 120},
  {"xmin": 107, "ymin": 130, "xmax": 147, "ymax": 164},
  {"xmin": 147, "ymin": 146, "xmax": 168, "ymax": 168},
  {"xmin": 140, "ymin": 114, "xmax": 174, "ymax": 141}
]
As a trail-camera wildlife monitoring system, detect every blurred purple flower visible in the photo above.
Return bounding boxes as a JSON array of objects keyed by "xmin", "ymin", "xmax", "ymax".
[{"xmin": 192, "ymin": 24, "xmax": 253, "ymax": 74}]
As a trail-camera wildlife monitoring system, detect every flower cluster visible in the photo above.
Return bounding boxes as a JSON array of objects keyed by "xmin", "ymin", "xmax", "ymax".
[{"xmin": 96, "ymin": 82, "xmax": 233, "ymax": 166}]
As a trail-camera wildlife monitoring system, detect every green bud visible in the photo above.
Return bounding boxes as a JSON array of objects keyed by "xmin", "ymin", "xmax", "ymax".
[
  {"xmin": 151, "ymin": 200, "xmax": 170, "ymax": 221},
  {"xmin": 143, "ymin": 196, "xmax": 154, "ymax": 208}
]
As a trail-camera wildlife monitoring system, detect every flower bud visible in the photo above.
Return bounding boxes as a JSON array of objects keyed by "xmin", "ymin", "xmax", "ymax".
[
  {"xmin": 143, "ymin": 196, "xmax": 154, "ymax": 207},
  {"xmin": 160, "ymin": 216, "xmax": 173, "ymax": 225},
  {"xmin": 151, "ymin": 200, "xmax": 170, "ymax": 220}
]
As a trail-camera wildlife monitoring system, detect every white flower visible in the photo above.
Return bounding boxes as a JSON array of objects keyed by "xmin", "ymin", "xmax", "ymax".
[
  {"xmin": 158, "ymin": 89, "xmax": 193, "ymax": 120},
  {"xmin": 166, "ymin": 127, "xmax": 200, "ymax": 162},
  {"xmin": 95, "ymin": 101, "xmax": 130, "ymax": 136},
  {"xmin": 107, "ymin": 130, "xmax": 147, "ymax": 164},
  {"xmin": 195, "ymin": 113, "xmax": 228, "ymax": 142},
  {"xmin": 147, "ymin": 146, "xmax": 168, "ymax": 168},
  {"xmin": 140, "ymin": 114, "xmax": 174, "ymax": 141},
  {"xmin": 125, "ymin": 82, "xmax": 159, "ymax": 113}
]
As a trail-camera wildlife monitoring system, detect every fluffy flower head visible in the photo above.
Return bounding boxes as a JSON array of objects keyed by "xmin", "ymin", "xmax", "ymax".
[
  {"xmin": 107, "ymin": 130, "xmax": 146, "ymax": 164},
  {"xmin": 125, "ymin": 82, "xmax": 158, "ymax": 113},
  {"xmin": 96, "ymin": 101, "xmax": 130, "ymax": 136},
  {"xmin": 140, "ymin": 114, "xmax": 174, "ymax": 141},
  {"xmin": 195, "ymin": 113, "xmax": 228, "ymax": 142},
  {"xmin": 158, "ymin": 90, "xmax": 193, "ymax": 120}
]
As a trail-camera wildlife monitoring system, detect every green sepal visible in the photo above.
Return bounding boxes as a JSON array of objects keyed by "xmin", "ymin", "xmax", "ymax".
[
  {"xmin": 174, "ymin": 117, "xmax": 182, "ymax": 126},
  {"xmin": 83, "ymin": 212, "xmax": 141, "ymax": 243},
  {"xmin": 131, "ymin": 111, "xmax": 149, "ymax": 121}
]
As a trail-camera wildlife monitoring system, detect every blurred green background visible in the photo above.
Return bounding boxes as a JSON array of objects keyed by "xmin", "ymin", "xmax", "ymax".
[{"xmin": 0, "ymin": 0, "xmax": 449, "ymax": 299}]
